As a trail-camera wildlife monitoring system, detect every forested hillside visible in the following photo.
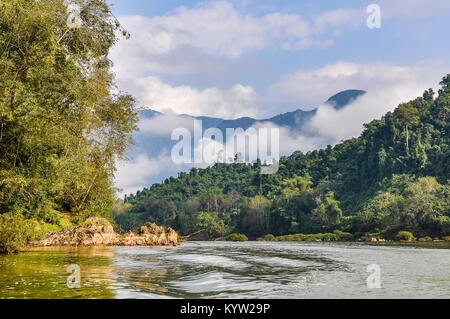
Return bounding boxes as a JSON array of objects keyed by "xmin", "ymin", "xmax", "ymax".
[{"xmin": 116, "ymin": 77, "xmax": 449, "ymax": 240}]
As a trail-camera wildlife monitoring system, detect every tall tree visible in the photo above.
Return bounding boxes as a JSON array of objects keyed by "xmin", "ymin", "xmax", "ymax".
[
  {"xmin": 394, "ymin": 103, "xmax": 419, "ymax": 150},
  {"xmin": 0, "ymin": 0, "xmax": 137, "ymax": 222}
]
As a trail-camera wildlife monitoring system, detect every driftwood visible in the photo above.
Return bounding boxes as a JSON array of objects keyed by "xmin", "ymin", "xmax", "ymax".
[{"xmin": 183, "ymin": 229, "xmax": 205, "ymax": 239}]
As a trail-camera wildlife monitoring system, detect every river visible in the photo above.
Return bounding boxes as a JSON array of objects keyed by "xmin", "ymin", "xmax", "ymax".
[{"xmin": 0, "ymin": 242, "xmax": 449, "ymax": 299}]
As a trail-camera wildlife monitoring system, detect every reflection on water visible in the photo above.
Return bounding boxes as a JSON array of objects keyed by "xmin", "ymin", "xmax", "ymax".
[
  {"xmin": 0, "ymin": 247, "xmax": 115, "ymax": 299},
  {"xmin": 0, "ymin": 242, "xmax": 449, "ymax": 299}
]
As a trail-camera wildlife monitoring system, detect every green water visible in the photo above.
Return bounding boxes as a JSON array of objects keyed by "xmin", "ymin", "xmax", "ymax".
[{"xmin": 0, "ymin": 242, "xmax": 449, "ymax": 299}]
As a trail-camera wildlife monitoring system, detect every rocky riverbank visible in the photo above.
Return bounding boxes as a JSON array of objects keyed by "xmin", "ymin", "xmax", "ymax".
[{"xmin": 33, "ymin": 218, "xmax": 178, "ymax": 247}]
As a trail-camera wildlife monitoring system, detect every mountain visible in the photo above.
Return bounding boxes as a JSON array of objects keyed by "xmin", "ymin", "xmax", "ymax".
[
  {"xmin": 138, "ymin": 89, "xmax": 365, "ymax": 131},
  {"xmin": 116, "ymin": 77, "xmax": 450, "ymax": 240},
  {"xmin": 326, "ymin": 89, "xmax": 366, "ymax": 109},
  {"xmin": 128, "ymin": 89, "xmax": 367, "ymax": 188}
]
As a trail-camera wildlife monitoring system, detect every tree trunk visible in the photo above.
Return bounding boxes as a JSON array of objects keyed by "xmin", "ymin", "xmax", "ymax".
[{"xmin": 406, "ymin": 125, "xmax": 409, "ymax": 150}]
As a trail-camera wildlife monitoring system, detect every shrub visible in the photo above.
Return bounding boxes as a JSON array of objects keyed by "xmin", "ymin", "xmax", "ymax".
[
  {"xmin": 442, "ymin": 236, "xmax": 450, "ymax": 242},
  {"xmin": 334, "ymin": 230, "xmax": 354, "ymax": 241},
  {"xmin": 0, "ymin": 213, "xmax": 39, "ymax": 254},
  {"xmin": 418, "ymin": 236, "xmax": 433, "ymax": 242},
  {"xmin": 224, "ymin": 233, "xmax": 248, "ymax": 242},
  {"xmin": 396, "ymin": 231, "xmax": 416, "ymax": 242},
  {"xmin": 359, "ymin": 235, "xmax": 378, "ymax": 242},
  {"xmin": 80, "ymin": 220, "xmax": 99, "ymax": 228},
  {"xmin": 320, "ymin": 233, "xmax": 339, "ymax": 242},
  {"xmin": 37, "ymin": 222, "xmax": 62, "ymax": 234},
  {"xmin": 257, "ymin": 234, "xmax": 275, "ymax": 241},
  {"xmin": 272, "ymin": 233, "xmax": 343, "ymax": 242}
]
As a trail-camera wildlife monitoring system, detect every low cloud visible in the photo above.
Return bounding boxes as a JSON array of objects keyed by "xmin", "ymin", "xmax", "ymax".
[
  {"xmin": 131, "ymin": 76, "xmax": 259, "ymax": 118},
  {"xmin": 265, "ymin": 61, "xmax": 444, "ymax": 114},
  {"xmin": 114, "ymin": 60, "xmax": 447, "ymax": 195},
  {"xmin": 138, "ymin": 112, "xmax": 195, "ymax": 136},
  {"xmin": 114, "ymin": 153, "xmax": 169, "ymax": 196}
]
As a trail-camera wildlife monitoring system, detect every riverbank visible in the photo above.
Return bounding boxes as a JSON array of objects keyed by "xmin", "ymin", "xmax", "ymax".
[
  {"xmin": 32, "ymin": 218, "xmax": 178, "ymax": 248},
  {"xmin": 363, "ymin": 241, "xmax": 450, "ymax": 249}
]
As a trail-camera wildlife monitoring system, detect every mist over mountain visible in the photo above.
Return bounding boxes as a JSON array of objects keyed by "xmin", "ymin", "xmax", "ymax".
[
  {"xmin": 138, "ymin": 89, "xmax": 366, "ymax": 133},
  {"xmin": 117, "ymin": 79, "xmax": 450, "ymax": 240},
  {"xmin": 120, "ymin": 90, "xmax": 366, "ymax": 194}
]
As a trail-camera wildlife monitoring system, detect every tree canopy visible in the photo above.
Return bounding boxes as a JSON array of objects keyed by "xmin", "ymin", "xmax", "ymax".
[
  {"xmin": 0, "ymin": 0, "xmax": 137, "ymax": 229},
  {"xmin": 117, "ymin": 76, "xmax": 450, "ymax": 240}
]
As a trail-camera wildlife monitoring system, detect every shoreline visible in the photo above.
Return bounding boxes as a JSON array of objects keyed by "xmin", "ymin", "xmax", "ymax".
[{"xmin": 23, "ymin": 240, "xmax": 450, "ymax": 251}]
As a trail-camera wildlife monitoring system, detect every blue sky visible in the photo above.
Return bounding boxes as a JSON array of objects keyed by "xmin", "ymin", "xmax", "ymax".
[
  {"xmin": 110, "ymin": 0, "xmax": 450, "ymax": 195},
  {"xmin": 110, "ymin": 0, "xmax": 449, "ymax": 117}
]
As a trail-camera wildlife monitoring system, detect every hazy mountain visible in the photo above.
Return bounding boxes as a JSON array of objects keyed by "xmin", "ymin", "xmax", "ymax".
[
  {"xmin": 138, "ymin": 89, "xmax": 366, "ymax": 133},
  {"xmin": 326, "ymin": 89, "xmax": 366, "ymax": 110},
  {"xmin": 129, "ymin": 89, "xmax": 366, "ymax": 185}
]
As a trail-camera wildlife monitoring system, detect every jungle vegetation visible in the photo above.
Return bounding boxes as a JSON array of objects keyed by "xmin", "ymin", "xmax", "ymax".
[
  {"xmin": 0, "ymin": 0, "xmax": 138, "ymax": 253},
  {"xmin": 116, "ymin": 77, "xmax": 449, "ymax": 241}
]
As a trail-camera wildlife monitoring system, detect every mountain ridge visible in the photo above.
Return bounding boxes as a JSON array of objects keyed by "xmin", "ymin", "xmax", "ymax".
[{"xmin": 139, "ymin": 89, "xmax": 366, "ymax": 131}]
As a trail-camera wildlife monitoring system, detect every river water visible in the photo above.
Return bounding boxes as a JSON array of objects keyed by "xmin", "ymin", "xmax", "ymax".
[{"xmin": 0, "ymin": 242, "xmax": 449, "ymax": 299}]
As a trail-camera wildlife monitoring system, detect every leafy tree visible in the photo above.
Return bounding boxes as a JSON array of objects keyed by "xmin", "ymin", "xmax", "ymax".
[
  {"xmin": 312, "ymin": 192, "xmax": 343, "ymax": 232},
  {"xmin": 394, "ymin": 103, "xmax": 419, "ymax": 150},
  {"xmin": 196, "ymin": 212, "xmax": 228, "ymax": 238},
  {"xmin": 0, "ymin": 0, "xmax": 137, "ymax": 239}
]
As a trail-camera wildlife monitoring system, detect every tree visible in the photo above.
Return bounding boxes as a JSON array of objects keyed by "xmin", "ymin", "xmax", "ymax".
[
  {"xmin": 196, "ymin": 212, "xmax": 228, "ymax": 238},
  {"xmin": 0, "ymin": 0, "xmax": 137, "ymax": 223},
  {"xmin": 405, "ymin": 177, "xmax": 444, "ymax": 229},
  {"xmin": 394, "ymin": 103, "xmax": 419, "ymax": 150},
  {"xmin": 312, "ymin": 192, "xmax": 343, "ymax": 232},
  {"xmin": 240, "ymin": 196, "xmax": 271, "ymax": 237}
]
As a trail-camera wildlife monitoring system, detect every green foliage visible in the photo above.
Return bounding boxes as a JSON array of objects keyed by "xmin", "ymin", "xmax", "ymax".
[
  {"xmin": 333, "ymin": 230, "xmax": 354, "ymax": 241},
  {"xmin": 0, "ymin": 0, "xmax": 137, "ymax": 240},
  {"xmin": 224, "ymin": 233, "xmax": 248, "ymax": 242},
  {"xmin": 0, "ymin": 213, "xmax": 40, "ymax": 254},
  {"xmin": 268, "ymin": 233, "xmax": 340, "ymax": 242},
  {"xmin": 257, "ymin": 234, "xmax": 275, "ymax": 241},
  {"xmin": 355, "ymin": 176, "xmax": 449, "ymax": 237},
  {"xmin": 117, "ymin": 76, "xmax": 450, "ymax": 240},
  {"xmin": 396, "ymin": 231, "xmax": 416, "ymax": 242},
  {"xmin": 196, "ymin": 212, "xmax": 228, "ymax": 239}
]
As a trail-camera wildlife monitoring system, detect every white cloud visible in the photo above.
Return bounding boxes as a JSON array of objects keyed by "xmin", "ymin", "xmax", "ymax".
[
  {"xmin": 256, "ymin": 60, "xmax": 446, "ymax": 153},
  {"xmin": 313, "ymin": 8, "xmax": 365, "ymax": 33},
  {"xmin": 114, "ymin": 153, "xmax": 170, "ymax": 196},
  {"xmin": 138, "ymin": 112, "xmax": 195, "ymax": 136},
  {"xmin": 112, "ymin": 2, "xmax": 312, "ymax": 61},
  {"xmin": 110, "ymin": 1, "xmax": 367, "ymax": 78},
  {"xmin": 265, "ymin": 61, "xmax": 444, "ymax": 112},
  {"xmin": 131, "ymin": 76, "xmax": 259, "ymax": 118}
]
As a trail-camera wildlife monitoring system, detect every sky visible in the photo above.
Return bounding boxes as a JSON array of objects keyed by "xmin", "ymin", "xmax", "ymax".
[{"xmin": 109, "ymin": 0, "xmax": 450, "ymax": 196}]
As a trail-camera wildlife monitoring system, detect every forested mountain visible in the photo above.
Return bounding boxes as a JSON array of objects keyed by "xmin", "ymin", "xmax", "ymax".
[
  {"xmin": 139, "ymin": 89, "xmax": 364, "ymax": 132},
  {"xmin": 132, "ymin": 90, "xmax": 365, "ymax": 188},
  {"xmin": 115, "ymin": 78, "xmax": 449, "ymax": 240}
]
